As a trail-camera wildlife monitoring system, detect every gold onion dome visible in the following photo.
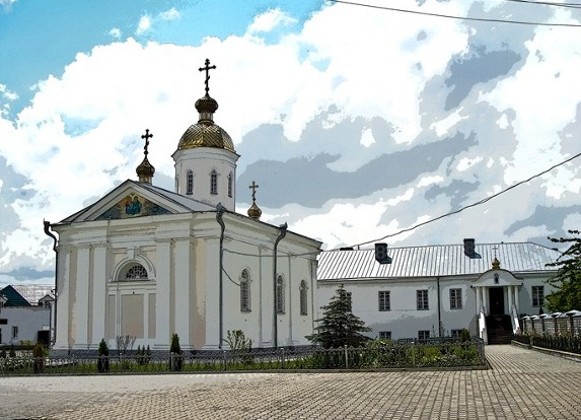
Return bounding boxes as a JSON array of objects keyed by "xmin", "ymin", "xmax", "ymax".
[
  {"xmin": 176, "ymin": 94, "xmax": 236, "ymax": 153},
  {"xmin": 136, "ymin": 156, "xmax": 155, "ymax": 183},
  {"xmin": 247, "ymin": 201, "xmax": 262, "ymax": 220}
]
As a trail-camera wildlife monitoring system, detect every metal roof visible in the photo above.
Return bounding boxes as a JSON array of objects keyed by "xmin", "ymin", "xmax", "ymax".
[
  {"xmin": 0, "ymin": 284, "xmax": 54, "ymax": 306},
  {"xmin": 317, "ymin": 242, "xmax": 561, "ymax": 281}
]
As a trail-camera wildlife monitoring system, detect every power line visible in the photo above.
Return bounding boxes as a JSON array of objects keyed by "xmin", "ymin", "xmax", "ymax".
[
  {"xmin": 352, "ymin": 151, "xmax": 581, "ymax": 248},
  {"xmin": 225, "ymin": 151, "xmax": 580, "ymax": 258},
  {"xmin": 327, "ymin": 0, "xmax": 581, "ymax": 28},
  {"xmin": 505, "ymin": 0, "xmax": 581, "ymax": 9}
]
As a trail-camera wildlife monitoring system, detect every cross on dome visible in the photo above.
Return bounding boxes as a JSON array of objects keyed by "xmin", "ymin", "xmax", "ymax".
[
  {"xmin": 141, "ymin": 129, "xmax": 153, "ymax": 157},
  {"xmin": 249, "ymin": 181, "xmax": 259, "ymax": 202},
  {"xmin": 198, "ymin": 58, "xmax": 216, "ymax": 96}
]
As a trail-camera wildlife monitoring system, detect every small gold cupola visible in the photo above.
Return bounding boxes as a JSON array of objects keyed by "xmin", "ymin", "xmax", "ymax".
[
  {"xmin": 492, "ymin": 257, "xmax": 501, "ymax": 270},
  {"xmin": 247, "ymin": 181, "xmax": 262, "ymax": 220},
  {"xmin": 136, "ymin": 129, "xmax": 155, "ymax": 184}
]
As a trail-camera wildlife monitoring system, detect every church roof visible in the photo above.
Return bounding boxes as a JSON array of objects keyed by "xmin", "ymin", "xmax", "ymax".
[
  {"xmin": 59, "ymin": 180, "xmax": 216, "ymax": 224},
  {"xmin": 317, "ymin": 242, "xmax": 560, "ymax": 281}
]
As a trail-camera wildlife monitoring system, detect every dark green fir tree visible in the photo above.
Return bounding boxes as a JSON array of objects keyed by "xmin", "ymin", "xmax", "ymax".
[{"xmin": 307, "ymin": 284, "xmax": 370, "ymax": 348}]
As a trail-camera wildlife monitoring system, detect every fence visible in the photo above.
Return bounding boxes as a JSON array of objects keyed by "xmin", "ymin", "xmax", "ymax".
[
  {"xmin": 520, "ymin": 310, "xmax": 581, "ymax": 336},
  {"xmin": 0, "ymin": 338, "xmax": 486, "ymax": 376}
]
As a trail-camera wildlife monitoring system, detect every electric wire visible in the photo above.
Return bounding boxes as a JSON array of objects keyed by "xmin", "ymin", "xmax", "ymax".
[
  {"xmin": 228, "ymin": 150, "xmax": 581, "ymax": 258},
  {"xmin": 326, "ymin": 0, "xmax": 581, "ymax": 28}
]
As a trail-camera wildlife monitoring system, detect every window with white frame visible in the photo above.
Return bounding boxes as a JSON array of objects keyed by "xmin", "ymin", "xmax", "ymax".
[
  {"xmin": 378, "ymin": 291, "xmax": 390, "ymax": 311},
  {"xmin": 532, "ymin": 286, "xmax": 544, "ymax": 307},
  {"xmin": 227, "ymin": 172, "xmax": 233, "ymax": 198},
  {"xmin": 450, "ymin": 288, "xmax": 462, "ymax": 310},
  {"xmin": 210, "ymin": 170, "xmax": 218, "ymax": 195},
  {"xmin": 186, "ymin": 170, "xmax": 194, "ymax": 195},
  {"xmin": 299, "ymin": 280, "xmax": 308, "ymax": 316},
  {"xmin": 276, "ymin": 275, "xmax": 285, "ymax": 314},
  {"xmin": 418, "ymin": 330, "xmax": 430, "ymax": 340},
  {"xmin": 379, "ymin": 331, "xmax": 392, "ymax": 340},
  {"xmin": 240, "ymin": 269, "xmax": 251, "ymax": 312},
  {"xmin": 417, "ymin": 289, "xmax": 429, "ymax": 310},
  {"xmin": 120, "ymin": 263, "xmax": 148, "ymax": 281}
]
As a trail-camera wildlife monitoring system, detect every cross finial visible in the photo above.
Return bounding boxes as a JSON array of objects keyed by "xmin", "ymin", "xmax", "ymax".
[
  {"xmin": 141, "ymin": 129, "xmax": 153, "ymax": 157},
  {"xmin": 198, "ymin": 58, "xmax": 216, "ymax": 95},
  {"xmin": 492, "ymin": 245, "xmax": 499, "ymax": 258},
  {"xmin": 249, "ymin": 181, "xmax": 259, "ymax": 202}
]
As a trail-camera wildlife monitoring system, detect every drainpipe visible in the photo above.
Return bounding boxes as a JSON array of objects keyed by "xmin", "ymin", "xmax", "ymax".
[
  {"xmin": 273, "ymin": 223, "xmax": 287, "ymax": 349},
  {"xmin": 43, "ymin": 220, "xmax": 59, "ymax": 346},
  {"xmin": 436, "ymin": 277, "xmax": 442, "ymax": 337},
  {"xmin": 215, "ymin": 203, "xmax": 226, "ymax": 349}
]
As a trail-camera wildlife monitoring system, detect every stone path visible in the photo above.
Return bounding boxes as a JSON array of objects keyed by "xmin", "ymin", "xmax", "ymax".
[{"xmin": 1, "ymin": 345, "xmax": 580, "ymax": 419}]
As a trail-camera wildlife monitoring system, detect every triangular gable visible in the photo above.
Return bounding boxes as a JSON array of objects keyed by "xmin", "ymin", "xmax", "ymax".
[
  {"xmin": 95, "ymin": 191, "xmax": 172, "ymax": 220},
  {"xmin": 60, "ymin": 180, "xmax": 217, "ymax": 223},
  {"xmin": 472, "ymin": 268, "xmax": 522, "ymax": 287}
]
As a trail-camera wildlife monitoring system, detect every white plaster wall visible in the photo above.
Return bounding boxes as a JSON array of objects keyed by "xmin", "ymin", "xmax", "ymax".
[{"xmin": 0, "ymin": 307, "xmax": 51, "ymax": 345}]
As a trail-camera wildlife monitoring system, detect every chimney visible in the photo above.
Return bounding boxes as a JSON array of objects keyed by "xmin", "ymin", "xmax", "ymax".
[{"xmin": 463, "ymin": 238, "xmax": 475, "ymax": 257}]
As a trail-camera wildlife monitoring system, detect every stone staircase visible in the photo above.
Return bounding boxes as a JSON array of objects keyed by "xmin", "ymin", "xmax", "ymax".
[{"xmin": 487, "ymin": 315, "xmax": 514, "ymax": 345}]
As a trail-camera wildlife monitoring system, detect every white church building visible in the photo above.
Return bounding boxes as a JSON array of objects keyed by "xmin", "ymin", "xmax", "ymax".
[
  {"xmin": 317, "ymin": 240, "xmax": 561, "ymax": 344},
  {"xmin": 47, "ymin": 60, "xmax": 322, "ymax": 351}
]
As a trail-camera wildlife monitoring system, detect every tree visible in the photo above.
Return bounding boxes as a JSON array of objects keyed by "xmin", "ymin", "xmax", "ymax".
[
  {"xmin": 307, "ymin": 285, "xmax": 371, "ymax": 348},
  {"xmin": 545, "ymin": 230, "xmax": 581, "ymax": 312}
]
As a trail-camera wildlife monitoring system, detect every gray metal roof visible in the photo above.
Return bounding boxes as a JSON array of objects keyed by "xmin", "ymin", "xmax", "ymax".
[
  {"xmin": 317, "ymin": 242, "xmax": 561, "ymax": 281},
  {"xmin": 7, "ymin": 284, "xmax": 54, "ymax": 305}
]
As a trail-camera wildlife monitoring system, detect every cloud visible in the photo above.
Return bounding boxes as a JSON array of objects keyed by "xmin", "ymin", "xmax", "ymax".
[
  {"xmin": 247, "ymin": 8, "xmax": 296, "ymax": 33},
  {"xmin": 159, "ymin": 8, "xmax": 180, "ymax": 21},
  {"xmin": 109, "ymin": 28, "xmax": 122, "ymax": 39},
  {"xmin": 0, "ymin": 0, "xmax": 580, "ymax": 282},
  {"xmin": 136, "ymin": 15, "xmax": 151, "ymax": 35}
]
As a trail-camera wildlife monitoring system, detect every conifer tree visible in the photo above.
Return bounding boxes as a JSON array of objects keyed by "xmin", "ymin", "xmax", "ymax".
[
  {"xmin": 545, "ymin": 230, "xmax": 581, "ymax": 311},
  {"xmin": 307, "ymin": 284, "xmax": 370, "ymax": 348}
]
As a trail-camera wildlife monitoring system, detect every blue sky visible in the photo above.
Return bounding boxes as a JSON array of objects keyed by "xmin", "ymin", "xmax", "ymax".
[{"xmin": 0, "ymin": 0, "xmax": 580, "ymax": 284}]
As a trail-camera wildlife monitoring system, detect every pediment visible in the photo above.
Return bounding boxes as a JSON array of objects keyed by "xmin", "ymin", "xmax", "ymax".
[
  {"xmin": 60, "ymin": 180, "xmax": 209, "ymax": 223},
  {"xmin": 472, "ymin": 268, "xmax": 522, "ymax": 287},
  {"xmin": 95, "ymin": 191, "xmax": 172, "ymax": 220}
]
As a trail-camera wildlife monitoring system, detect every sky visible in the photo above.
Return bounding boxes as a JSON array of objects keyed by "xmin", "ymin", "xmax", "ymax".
[{"xmin": 0, "ymin": 0, "xmax": 580, "ymax": 285}]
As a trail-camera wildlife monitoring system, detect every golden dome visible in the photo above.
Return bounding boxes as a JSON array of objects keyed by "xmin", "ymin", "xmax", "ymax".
[
  {"xmin": 136, "ymin": 156, "xmax": 155, "ymax": 184},
  {"xmin": 247, "ymin": 201, "xmax": 262, "ymax": 220},
  {"xmin": 176, "ymin": 94, "xmax": 236, "ymax": 153}
]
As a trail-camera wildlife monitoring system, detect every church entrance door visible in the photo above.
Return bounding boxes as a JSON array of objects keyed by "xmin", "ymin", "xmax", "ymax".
[{"xmin": 489, "ymin": 287, "xmax": 505, "ymax": 315}]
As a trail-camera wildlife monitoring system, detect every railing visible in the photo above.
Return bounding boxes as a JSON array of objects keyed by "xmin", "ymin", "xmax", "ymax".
[
  {"xmin": 479, "ymin": 311, "xmax": 488, "ymax": 344},
  {"xmin": 511, "ymin": 306, "xmax": 520, "ymax": 334},
  {"xmin": 0, "ymin": 338, "xmax": 486, "ymax": 376}
]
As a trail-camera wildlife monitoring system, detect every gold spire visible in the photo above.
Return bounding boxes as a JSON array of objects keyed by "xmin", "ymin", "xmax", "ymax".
[
  {"xmin": 247, "ymin": 181, "xmax": 262, "ymax": 220},
  {"xmin": 136, "ymin": 129, "xmax": 155, "ymax": 184}
]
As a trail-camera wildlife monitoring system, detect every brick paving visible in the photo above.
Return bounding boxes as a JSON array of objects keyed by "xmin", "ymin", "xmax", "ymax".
[{"xmin": 1, "ymin": 345, "xmax": 581, "ymax": 420}]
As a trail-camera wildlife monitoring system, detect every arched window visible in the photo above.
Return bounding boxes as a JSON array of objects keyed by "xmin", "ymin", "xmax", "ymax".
[
  {"xmin": 210, "ymin": 170, "xmax": 218, "ymax": 195},
  {"xmin": 227, "ymin": 172, "xmax": 233, "ymax": 198},
  {"xmin": 186, "ymin": 170, "xmax": 194, "ymax": 195},
  {"xmin": 276, "ymin": 275, "xmax": 285, "ymax": 314},
  {"xmin": 240, "ymin": 269, "xmax": 251, "ymax": 312},
  {"xmin": 299, "ymin": 280, "xmax": 308, "ymax": 316},
  {"xmin": 119, "ymin": 263, "xmax": 149, "ymax": 281}
]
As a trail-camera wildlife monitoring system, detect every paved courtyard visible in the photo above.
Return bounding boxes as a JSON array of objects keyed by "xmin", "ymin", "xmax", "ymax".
[{"xmin": 1, "ymin": 345, "xmax": 580, "ymax": 420}]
